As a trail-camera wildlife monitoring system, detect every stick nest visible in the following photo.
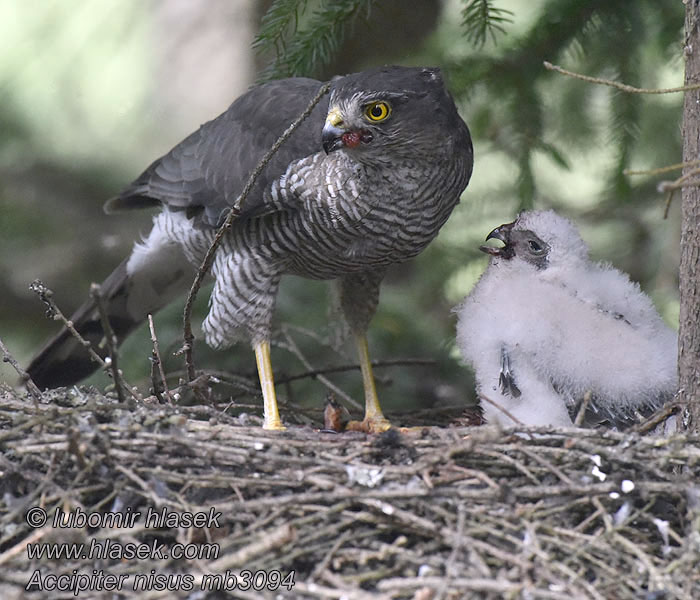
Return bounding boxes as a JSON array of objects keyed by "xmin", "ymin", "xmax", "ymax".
[{"xmin": 1, "ymin": 386, "xmax": 699, "ymax": 600}]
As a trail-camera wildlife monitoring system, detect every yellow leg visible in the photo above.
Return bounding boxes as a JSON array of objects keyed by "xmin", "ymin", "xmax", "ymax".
[
  {"xmin": 254, "ymin": 341, "xmax": 285, "ymax": 430},
  {"xmin": 347, "ymin": 335, "xmax": 392, "ymax": 433}
]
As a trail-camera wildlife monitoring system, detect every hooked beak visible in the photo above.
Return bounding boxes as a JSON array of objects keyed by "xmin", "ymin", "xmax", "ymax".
[
  {"xmin": 479, "ymin": 221, "xmax": 515, "ymax": 258},
  {"xmin": 321, "ymin": 106, "xmax": 372, "ymax": 154},
  {"xmin": 322, "ymin": 107, "xmax": 346, "ymax": 154}
]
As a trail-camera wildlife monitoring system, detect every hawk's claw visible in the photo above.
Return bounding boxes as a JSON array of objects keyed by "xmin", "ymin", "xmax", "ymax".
[{"xmin": 346, "ymin": 416, "xmax": 392, "ymax": 434}]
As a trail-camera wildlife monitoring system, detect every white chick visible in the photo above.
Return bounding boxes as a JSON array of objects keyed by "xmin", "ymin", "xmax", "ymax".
[{"xmin": 456, "ymin": 210, "xmax": 677, "ymax": 428}]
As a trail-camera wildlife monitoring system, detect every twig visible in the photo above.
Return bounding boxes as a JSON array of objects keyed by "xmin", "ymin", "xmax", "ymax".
[
  {"xmin": 29, "ymin": 280, "xmax": 139, "ymax": 403},
  {"xmin": 436, "ymin": 503, "xmax": 466, "ymax": 600},
  {"xmin": 0, "ymin": 335, "xmax": 42, "ymax": 402},
  {"xmin": 30, "ymin": 280, "xmax": 104, "ymax": 366},
  {"xmin": 148, "ymin": 314, "xmax": 171, "ymax": 404},
  {"xmin": 182, "ymin": 81, "xmax": 331, "ymax": 381},
  {"xmin": 631, "ymin": 401, "xmax": 679, "ymax": 435},
  {"xmin": 311, "ymin": 529, "xmax": 352, "ymax": 579},
  {"xmin": 90, "ymin": 283, "xmax": 127, "ymax": 404},
  {"xmin": 479, "ymin": 393, "xmax": 527, "ymax": 428},
  {"xmin": 0, "ymin": 527, "xmax": 48, "ymax": 567},
  {"xmin": 275, "ymin": 357, "xmax": 436, "ymax": 385},
  {"xmin": 280, "ymin": 325, "xmax": 362, "ymax": 410},
  {"xmin": 657, "ymin": 167, "xmax": 700, "ymax": 217},
  {"xmin": 207, "ymin": 523, "xmax": 296, "ymax": 571},
  {"xmin": 624, "ymin": 159, "xmax": 700, "ymax": 177},
  {"xmin": 544, "ymin": 61, "xmax": 700, "ymax": 94},
  {"xmin": 574, "ymin": 391, "xmax": 591, "ymax": 427}
]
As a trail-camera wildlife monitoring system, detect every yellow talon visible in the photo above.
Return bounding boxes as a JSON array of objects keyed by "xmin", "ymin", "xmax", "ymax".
[{"xmin": 254, "ymin": 340, "xmax": 286, "ymax": 430}]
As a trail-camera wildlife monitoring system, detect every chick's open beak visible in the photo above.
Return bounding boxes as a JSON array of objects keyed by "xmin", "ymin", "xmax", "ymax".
[{"xmin": 480, "ymin": 221, "xmax": 515, "ymax": 258}]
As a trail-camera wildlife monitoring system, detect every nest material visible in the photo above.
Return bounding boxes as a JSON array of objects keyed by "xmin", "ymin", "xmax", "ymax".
[{"xmin": 0, "ymin": 386, "xmax": 699, "ymax": 600}]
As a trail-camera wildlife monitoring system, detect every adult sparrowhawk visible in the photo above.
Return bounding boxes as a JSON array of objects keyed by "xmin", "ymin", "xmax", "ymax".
[{"xmin": 28, "ymin": 65, "xmax": 474, "ymax": 431}]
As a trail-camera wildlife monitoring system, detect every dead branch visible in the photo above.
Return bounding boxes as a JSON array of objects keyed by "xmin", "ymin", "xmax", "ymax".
[
  {"xmin": 29, "ymin": 279, "xmax": 140, "ymax": 402},
  {"xmin": 90, "ymin": 282, "xmax": 129, "ymax": 404},
  {"xmin": 0, "ymin": 335, "xmax": 42, "ymax": 402},
  {"xmin": 147, "ymin": 314, "xmax": 171, "ymax": 404},
  {"xmin": 544, "ymin": 61, "xmax": 700, "ymax": 94}
]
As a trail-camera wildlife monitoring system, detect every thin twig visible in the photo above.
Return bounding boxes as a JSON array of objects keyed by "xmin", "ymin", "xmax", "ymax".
[
  {"xmin": 90, "ymin": 283, "xmax": 127, "ymax": 404},
  {"xmin": 30, "ymin": 280, "xmax": 104, "ymax": 366},
  {"xmin": 658, "ymin": 167, "xmax": 700, "ymax": 217},
  {"xmin": 0, "ymin": 336, "xmax": 42, "ymax": 402},
  {"xmin": 624, "ymin": 159, "xmax": 700, "ymax": 177},
  {"xmin": 148, "ymin": 314, "xmax": 171, "ymax": 404},
  {"xmin": 544, "ymin": 61, "xmax": 700, "ymax": 94},
  {"xmin": 275, "ymin": 358, "xmax": 436, "ymax": 385},
  {"xmin": 29, "ymin": 280, "xmax": 139, "ymax": 402},
  {"xmin": 182, "ymin": 81, "xmax": 331, "ymax": 381},
  {"xmin": 280, "ymin": 325, "xmax": 362, "ymax": 410},
  {"xmin": 574, "ymin": 391, "xmax": 592, "ymax": 427},
  {"xmin": 208, "ymin": 523, "xmax": 296, "ymax": 571},
  {"xmin": 479, "ymin": 393, "xmax": 526, "ymax": 427}
]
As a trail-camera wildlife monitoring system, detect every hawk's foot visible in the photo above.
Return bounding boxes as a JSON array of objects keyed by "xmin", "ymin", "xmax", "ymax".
[{"xmin": 346, "ymin": 415, "xmax": 392, "ymax": 434}]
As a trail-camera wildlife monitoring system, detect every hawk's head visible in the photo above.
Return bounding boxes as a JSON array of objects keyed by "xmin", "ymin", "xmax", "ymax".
[{"xmin": 322, "ymin": 65, "xmax": 471, "ymax": 162}]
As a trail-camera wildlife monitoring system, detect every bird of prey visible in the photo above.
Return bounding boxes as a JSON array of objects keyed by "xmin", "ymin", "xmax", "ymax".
[
  {"xmin": 455, "ymin": 210, "xmax": 677, "ymax": 428},
  {"xmin": 27, "ymin": 66, "xmax": 474, "ymax": 431}
]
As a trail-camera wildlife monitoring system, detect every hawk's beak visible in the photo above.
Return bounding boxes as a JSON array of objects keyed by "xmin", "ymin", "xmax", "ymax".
[
  {"xmin": 322, "ymin": 107, "xmax": 346, "ymax": 154},
  {"xmin": 480, "ymin": 221, "xmax": 515, "ymax": 258}
]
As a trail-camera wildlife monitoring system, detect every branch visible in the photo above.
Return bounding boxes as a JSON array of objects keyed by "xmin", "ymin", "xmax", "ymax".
[
  {"xmin": 624, "ymin": 159, "xmax": 700, "ymax": 177},
  {"xmin": 657, "ymin": 167, "xmax": 700, "ymax": 218},
  {"xmin": 148, "ymin": 314, "xmax": 171, "ymax": 404},
  {"xmin": 182, "ymin": 81, "xmax": 331, "ymax": 381},
  {"xmin": 90, "ymin": 283, "xmax": 128, "ymax": 405},
  {"xmin": 275, "ymin": 357, "xmax": 436, "ymax": 385},
  {"xmin": 29, "ymin": 280, "xmax": 139, "ymax": 402},
  {"xmin": 0, "ymin": 336, "xmax": 42, "ymax": 403},
  {"xmin": 544, "ymin": 61, "xmax": 700, "ymax": 94}
]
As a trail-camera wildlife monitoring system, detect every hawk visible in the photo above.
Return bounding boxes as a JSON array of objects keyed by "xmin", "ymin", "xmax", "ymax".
[
  {"xmin": 28, "ymin": 65, "xmax": 474, "ymax": 431},
  {"xmin": 456, "ymin": 210, "xmax": 677, "ymax": 428}
]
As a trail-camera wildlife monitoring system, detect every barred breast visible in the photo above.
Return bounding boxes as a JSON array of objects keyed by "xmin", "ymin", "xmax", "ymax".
[{"xmin": 170, "ymin": 148, "xmax": 469, "ymax": 349}]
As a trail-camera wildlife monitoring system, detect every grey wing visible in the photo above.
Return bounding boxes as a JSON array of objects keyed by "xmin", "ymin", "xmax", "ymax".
[{"xmin": 105, "ymin": 77, "xmax": 330, "ymax": 227}]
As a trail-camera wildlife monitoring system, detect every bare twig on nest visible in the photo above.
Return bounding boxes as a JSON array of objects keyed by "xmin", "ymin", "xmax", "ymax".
[
  {"xmin": 279, "ymin": 325, "xmax": 362, "ymax": 410},
  {"xmin": 148, "ymin": 314, "xmax": 171, "ymax": 404},
  {"xmin": 30, "ymin": 279, "xmax": 104, "ymax": 366},
  {"xmin": 0, "ymin": 336, "xmax": 42, "ymax": 402},
  {"xmin": 29, "ymin": 279, "xmax": 139, "ymax": 402},
  {"xmin": 90, "ymin": 282, "xmax": 129, "ymax": 404}
]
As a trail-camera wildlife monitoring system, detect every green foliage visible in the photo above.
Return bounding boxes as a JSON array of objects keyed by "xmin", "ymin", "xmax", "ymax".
[
  {"xmin": 253, "ymin": 0, "xmax": 310, "ymax": 58},
  {"xmin": 255, "ymin": 0, "xmax": 376, "ymax": 80},
  {"xmin": 440, "ymin": 0, "xmax": 683, "ymax": 210},
  {"xmin": 460, "ymin": 0, "xmax": 513, "ymax": 48}
]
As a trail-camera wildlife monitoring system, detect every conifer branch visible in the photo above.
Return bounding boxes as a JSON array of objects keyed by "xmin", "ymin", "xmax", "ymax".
[
  {"xmin": 257, "ymin": 0, "xmax": 375, "ymax": 80},
  {"xmin": 461, "ymin": 0, "xmax": 513, "ymax": 48}
]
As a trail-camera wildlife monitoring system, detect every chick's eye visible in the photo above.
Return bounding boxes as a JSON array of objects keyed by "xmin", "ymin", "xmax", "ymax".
[
  {"xmin": 528, "ymin": 240, "xmax": 543, "ymax": 253},
  {"xmin": 364, "ymin": 101, "xmax": 391, "ymax": 122}
]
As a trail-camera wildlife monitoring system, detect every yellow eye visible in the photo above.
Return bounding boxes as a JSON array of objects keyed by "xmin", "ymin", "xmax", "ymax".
[{"xmin": 364, "ymin": 101, "xmax": 391, "ymax": 122}]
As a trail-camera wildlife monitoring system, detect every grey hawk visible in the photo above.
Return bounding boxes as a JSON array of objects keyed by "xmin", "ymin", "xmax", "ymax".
[
  {"xmin": 456, "ymin": 210, "xmax": 677, "ymax": 429},
  {"xmin": 28, "ymin": 65, "xmax": 474, "ymax": 431}
]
